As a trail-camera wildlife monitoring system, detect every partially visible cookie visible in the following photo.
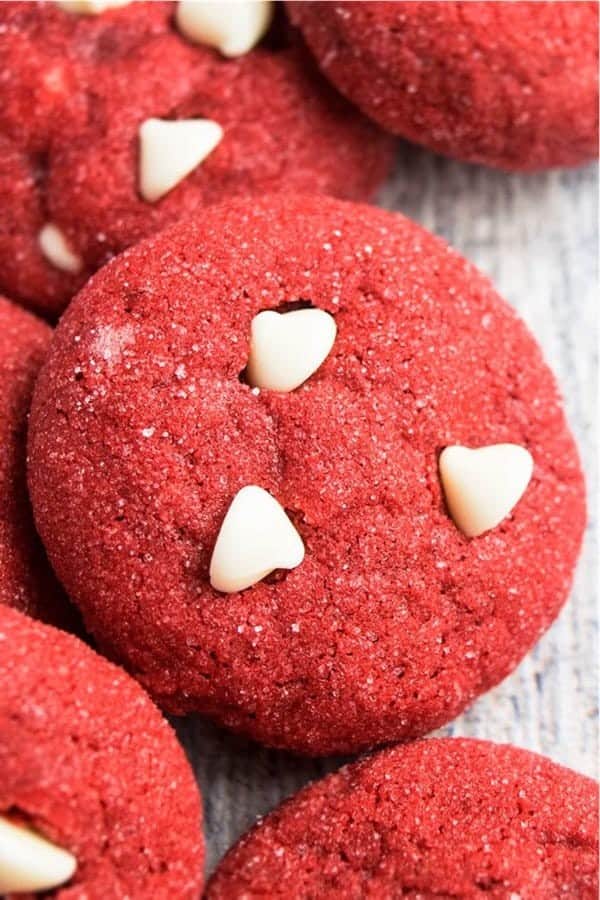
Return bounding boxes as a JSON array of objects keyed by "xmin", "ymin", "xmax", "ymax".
[
  {"xmin": 0, "ymin": 1, "xmax": 394, "ymax": 317},
  {"xmin": 207, "ymin": 738, "xmax": 599, "ymax": 899},
  {"xmin": 287, "ymin": 1, "xmax": 599, "ymax": 171},
  {"xmin": 0, "ymin": 605, "xmax": 204, "ymax": 898},
  {"xmin": 0, "ymin": 295, "xmax": 73, "ymax": 628}
]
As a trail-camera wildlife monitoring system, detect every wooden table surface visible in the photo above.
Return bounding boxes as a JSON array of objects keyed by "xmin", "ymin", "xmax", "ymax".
[{"xmin": 175, "ymin": 145, "xmax": 599, "ymax": 874}]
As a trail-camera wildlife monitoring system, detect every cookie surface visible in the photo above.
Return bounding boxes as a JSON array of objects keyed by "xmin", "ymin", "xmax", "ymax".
[
  {"xmin": 28, "ymin": 193, "xmax": 585, "ymax": 755},
  {"xmin": 206, "ymin": 738, "xmax": 599, "ymax": 899},
  {"xmin": 0, "ymin": 295, "xmax": 74, "ymax": 627},
  {"xmin": 0, "ymin": 1, "xmax": 393, "ymax": 317},
  {"xmin": 287, "ymin": 1, "xmax": 599, "ymax": 171},
  {"xmin": 0, "ymin": 605, "xmax": 204, "ymax": 898}
]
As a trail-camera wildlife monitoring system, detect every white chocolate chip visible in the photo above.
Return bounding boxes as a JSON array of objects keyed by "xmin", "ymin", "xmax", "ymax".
[
  {"xmin": 38, "ymin": 224, "xmax": 84, "ymax": 274},
  {"xmin": 210, "ymin": 485, "xmax": 304, "ymax": 593},
  {"xmin": 56, "ymin": 0, "xmax": 131, "ymax": 14},
  {"xmin": 138, "ymin": 118, "xmax": 223, "ymax": 203},
  {"xmin": 246, "ymin": 308, "xmax": 337, "ymax": 393},
  {"xmin": 175, "ymin": 0, "xmax": 273, "ymax": 57},
  {"xmin": 0, "ymin": 815, "xmax": 77, "ymax": 894},
  {"xmin": 439, "ymin": 444, "xmax": 534, "ymax": 538}
]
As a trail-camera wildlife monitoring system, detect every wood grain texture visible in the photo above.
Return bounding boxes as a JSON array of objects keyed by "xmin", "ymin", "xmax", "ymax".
[{"xmin": 175, "ymin": 145, "xmax": 599, "ymax": 874}]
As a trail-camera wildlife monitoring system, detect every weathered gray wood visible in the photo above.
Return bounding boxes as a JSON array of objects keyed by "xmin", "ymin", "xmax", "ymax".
[{"xmin": 176, "ymin": 144, "xmax": 599, "ymax": 874}]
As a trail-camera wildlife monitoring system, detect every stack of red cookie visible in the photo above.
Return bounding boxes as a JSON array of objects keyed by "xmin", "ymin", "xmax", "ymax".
[{"xmin": 0, "ymin": 2, "xmax": 597, "ymax": 897}]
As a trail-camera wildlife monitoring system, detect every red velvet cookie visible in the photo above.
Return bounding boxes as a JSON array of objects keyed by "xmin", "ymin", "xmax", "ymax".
[
  {"xmin": 0, "ymin": 604, "xmax": 204, "ymax": 897},
  {"xmin": 28, "ymin": 194, "xmax": 585, "ymax": 755},
  {"xmin": 206, "ymin": 738, "xmax": 599, "ymax": 899},
  {"xmin": 287, "ymin": 1, "xmax": 599, "ymax": 171},
  {"xmin": 0, "ymin": 1, "xmax": 393, "ymax": 318},
  {"xmin": 0, "ymin": 295, "xmax": 74, "ymax": 628}
]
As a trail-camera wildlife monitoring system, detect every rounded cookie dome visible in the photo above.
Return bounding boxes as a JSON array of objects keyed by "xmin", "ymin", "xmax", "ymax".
[{"xmin": 28, "ymin": 193, "xmax": 585, "ymax": 755}]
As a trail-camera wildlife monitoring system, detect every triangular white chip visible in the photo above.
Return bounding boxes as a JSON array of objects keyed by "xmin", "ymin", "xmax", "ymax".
[
  {"xmin": 210, "ymin": 485, "xmax": 304, "ymax": 593},
  {"xmin": 439, "ymin": 444, "xmax": 534, "ymax": 538},
  {"xmin": 139, "ymin": 118, "xmax": 223, "ymax": 203},
  {"xmin": 246, "ymin": 308, "xmax": 337, "ymax": 393},
  {"xmin": 175, "ymin": 1, "xmax": 274, "ymax": 58},
  {"xmin": 0, "ymin": 815, "xmax": 77, "ymax": 893},
  {"xmin": 38, "ymin": 223, "xmax": 83, "ymax": 274},
  {"xmin": 57, "ymin": 0, "xmax": 131, "ymax": 14}
]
